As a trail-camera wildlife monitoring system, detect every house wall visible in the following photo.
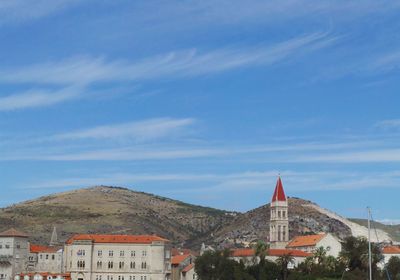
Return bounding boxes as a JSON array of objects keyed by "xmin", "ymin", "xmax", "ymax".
[
  {"xmin": 316, "ymin": 234, "xmax": 341, "ymax": 258},
  {"xmin": 180, "ymin": 268, "xmax": 197, "ymax": 280},
  {"xmin": 35, "ymin": 251, "xmax": 63, "ymax": 273},
  {"xmin": 0, "ymin": 237, "xmax": 29, "ymax": 280},
  {"xmin": 64, "ymin": 241, "xmax": 170, "ymax": 280}
]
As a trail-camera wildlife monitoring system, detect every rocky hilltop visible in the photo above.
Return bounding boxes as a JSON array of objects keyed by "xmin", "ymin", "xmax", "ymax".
[
  {"xmin": 0, "ymin": 186, "xmax": 396, "ymax": 249},
  {"xmin": 0, "ymin": 186, "xmax": 235, "ymax": 246}
]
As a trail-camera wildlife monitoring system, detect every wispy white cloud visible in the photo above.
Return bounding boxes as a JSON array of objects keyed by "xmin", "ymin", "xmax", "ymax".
[
  {"xmin": 18, "ymin": 169, "xmax": 400, "ymax": 196},
  {"xmin": 0, "ymin": 0, "xmax": 84, "ymax": 25},
  {"xmin": 3, "ymin": 147, "xmax": 228, "ymax": 161},
  {"xmin": 291, "ymin": 148, "xmax": 400, "ymax": 163},
  {"xmin": 0, "ymin": 33, "xmax": 336, "ymax": 86},
  {"xmin": 0, "ymin": 138, "xmax": 385, "ymax": 162},
  {"xmin": 0, "ymin": 86, "xmax": 81, "ymax": 111},
  {"xmin": 53, "ymin": 118, "xmax": 196, "ymax": 142},
  {"xmin": 369, "ymin": 50, "xmax": 400, "ymax": 73},
  {"xmin": 375, "ymin": 119, "xmax": 400, "ymax": 130}
]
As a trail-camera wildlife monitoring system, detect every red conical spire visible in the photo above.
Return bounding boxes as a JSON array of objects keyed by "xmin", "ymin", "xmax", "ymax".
[{"xmin": 271, "ymin": 176, "xmax": 287, "ymax": 202}]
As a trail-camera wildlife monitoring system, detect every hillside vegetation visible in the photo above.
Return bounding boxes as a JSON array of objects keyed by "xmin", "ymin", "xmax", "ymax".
[{"xmin": 0, "ymin": 186, "xmax": 396, "ymax": 249}]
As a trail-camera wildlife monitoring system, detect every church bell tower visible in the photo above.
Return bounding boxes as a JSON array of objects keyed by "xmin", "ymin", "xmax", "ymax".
[{"xmin": 269, "ymin": 176, "xmax": 289, "ymax": 249}]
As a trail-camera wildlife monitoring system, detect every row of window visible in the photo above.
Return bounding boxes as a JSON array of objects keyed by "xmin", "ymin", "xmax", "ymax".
[
  {"xmin": 98, "ymin": 251, "xmax": 147, "ymax": 257},
  {"xmin": 270, "ymin": 225, "xmax": 287, "ymax": 241},
  {"xmin": 78, "ymin": 261, "xmax": 148, "ymax": 270},
  {"xmin": 74, "ymin": 250, "xmax": 147, "ymax": 258},
  {"xmin": 39, "ymin": 254, "xmax": 56, "ymax": 260},
  {"xmin": 96, "ymin": 276, "xmax": 147, "ymax": 280},
  {"xmin": 271, "ymin": 210, "xmax": 287, "ymax": 219},
  {"xmin": 0, "ymin": 244, "xmax": 20, "ymax": 249}
]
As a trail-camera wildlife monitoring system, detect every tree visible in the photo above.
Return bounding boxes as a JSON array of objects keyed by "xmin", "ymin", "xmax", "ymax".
[
  {"xmin": 339, "ymin": 236, "xmax": 384, "ymax": 279},
  {"xmin": 195, "ymin": 250, "xmax": 255, "ymax": 280},
  {"xmin": 253, "ymin": 240, "xmax": 268, "ymax": 266},
  {"xmin": 386, "ymin": 256, "xmax": 400, "ymax": 280},
  {"xmin": 313, "ymin": 246, "xmax": 327, "ymax": 265},
  {"xmin": 276, "ymin": 254, "xmax": 295, "ymax": 280}
]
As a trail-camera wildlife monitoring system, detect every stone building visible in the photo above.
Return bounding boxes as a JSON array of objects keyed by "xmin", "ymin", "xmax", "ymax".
[
  {"xmin": 286, "ymin": 233, "xmax": 342, "ymax": 258},
  {"xmin": 269, "ymin": 177, "xmax": 289, "ymax": 249},
  {"xmin": 63, "ymin": 234, "xmax": 171, "ymax": 280},
  {"xmin": 0, "ymin": 229, "xmax": 30, "ymax": 280},
  {"xmin": 28, "ymin": 245, "xmax": 63, "ymax": 273},
  {"xmin": 170, "ymin": 254, "xmax": 196, "ymax": 280}
]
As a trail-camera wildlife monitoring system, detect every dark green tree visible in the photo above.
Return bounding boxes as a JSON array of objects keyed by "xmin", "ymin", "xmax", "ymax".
[
  {"xmin": 386, "ymin": 256, "xmax": 400, "ymax": 280},
  {"xmin": 339, "ymin": 236, "xmax": 384, "ymax": 279},
  {"xmin": 276, "ymin": 254, "xmax": 295, "ymax": 280},
  {"xmin": 195, "ymin": 250, "xmax": 254, "ymax": 280}
]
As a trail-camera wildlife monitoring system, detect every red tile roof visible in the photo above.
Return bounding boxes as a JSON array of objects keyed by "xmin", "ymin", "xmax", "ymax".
[
  {"xmin": 30, "ymin": 244, "xmax": 60, "ymax": 253},
  {"xmin": 182, "ymin": 263, "xmax": 194, "ymax": 273},
  {"xmin": 271, "ymin": 177, "xmax": 287, "ymax": 202},
  {"xmin": 231, "ymin": 248, "xmax": 255, "ymax": 257},
  {"xmin": 230, "ymin": 248, "xmax": 310, "ymax": 258},
  {"xmin": 66, "ymin": 234, "xmax": 168, "ymax": 244},
  {"xmin": 0, "ymin": 228, "xmax": 28, "ymax": 238},
  {"xmin": 171, "ymin": 254, "xmax": 191, "ymax": 265},
  {"xmin": 172, "ymin": 248, "xmax": 197, "ymax": 256},
  {"xmin": 383, "ymin": 246, "xmax": 400, "ymax": 254},
  {"xmin": 287, "ymin": 234, "xmax": 326, "ymax": 248}
]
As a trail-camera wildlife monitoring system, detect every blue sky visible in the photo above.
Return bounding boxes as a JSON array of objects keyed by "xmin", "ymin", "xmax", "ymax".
[{"xmin": 1, "ymin": 1, "xmax": 400, "ymax": 223}]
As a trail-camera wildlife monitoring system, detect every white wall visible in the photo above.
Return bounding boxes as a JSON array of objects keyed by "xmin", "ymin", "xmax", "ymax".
[{"xmin": 317, "ymin": 234, "xmax": 342, "ymax": 258}]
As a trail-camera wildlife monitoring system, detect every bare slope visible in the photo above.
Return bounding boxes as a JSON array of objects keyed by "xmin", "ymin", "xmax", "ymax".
[
  {"xmin": 208, "ymin": 197, "xmax": 353, "ymax": 248},
  {"xmin": 0, "ymin": 187, "xmax": 395, "ymax": 249},
  {"xmin": 0, "ymin": 186, "xmax": 235, "ymax": 246},
  {"xmin": 350, "ymin": 218, "xmax": 400, "ymax": 242}
]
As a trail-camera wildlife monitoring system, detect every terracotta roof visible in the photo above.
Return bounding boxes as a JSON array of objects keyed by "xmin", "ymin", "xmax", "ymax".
[
  {"xmin": 66, "ymin": 234, "xmax": 168, "ymax": 245},
  {"xmin": 182, "ymin": 263, "xmax": 194, "ymax": 273},
  {"xmin": 383, "ymin": 246, "xmax": 400, "ymax": 254},
  {"xmin": 231, "ymin": 248, "xmax": 255, "ymax": 257},
  {"xmin": 268, "ymin": 249, "xmax": 311, "ymax": 257},
  {"xmin": 171, "ymin": 254, "xmax": 191, "ymax": 265},
  {"xmin": 287, "ymin": 234, "xmax": 326, "ymax": 248},
  {"xmin": 271, "ymin": 177, "xmax": 287, "ymax": 202},
  {"xmin": 230, "ymin": 248, "xmax": 310, "ymax": 258},
  {"xmin": 172, "ymin": 248, "xmax": 197, "ymax": 256},
  {"xmin": 0, "ymin": 228, "xmax": 28, "ymax": 238},
  {"xmin": 30, "ymin": 244, "xmax": 60, "ymax": 253}
]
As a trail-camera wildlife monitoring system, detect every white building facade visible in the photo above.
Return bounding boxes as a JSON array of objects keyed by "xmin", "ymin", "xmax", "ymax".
[
  {"xmin": 286, "ymin": 233, "xmax": 342, "ymax": 258},
  {"xmin": 63, "ymin": 234, "xmax": 171, "ymax": 280}
]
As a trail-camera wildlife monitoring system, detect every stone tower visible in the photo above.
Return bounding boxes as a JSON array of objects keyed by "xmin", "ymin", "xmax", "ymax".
[
  {"xmin": 269, "ymin": 177, "xmax": 289, "ymax": 249},
  {"xmin": 49, "ymin": 226, "xmax": 58, "ymax": 246}
]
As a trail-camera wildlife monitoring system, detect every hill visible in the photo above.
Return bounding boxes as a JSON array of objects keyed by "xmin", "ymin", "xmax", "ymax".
[
  {"xmin": 0, "ymin": 186, "xmax": 236, "ymax": 246},
  {"xmin": 350, "ymin": 218, "xmax": 400, "ymax": 242},
  {"xmin": 0, "ymin": 186, "xmax": 396, "ymax": 249}
]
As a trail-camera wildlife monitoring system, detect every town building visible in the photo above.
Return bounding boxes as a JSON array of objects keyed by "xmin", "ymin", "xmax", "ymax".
[
  {"xmin": 382, "ymin": 245, "xmax": 400, "ymax": 266},
  {"xmin": 230, "ymin": 248, "xmax": 311, "ymax": 268},
  {"xmin": 0, "ymin": 229, "xmax": 30, "ymax": 280},
  {"xmin": 179, "ymin": 264, "xmax": 195, "ymax": 280},
  {"xmin": 286, "ymin": 233, "xmax": 342, "ymax": 258},
  {"xmin": 15, "ymin": 272, "xmax": 71, "ymax": 280},
  {"xmin": 63, "ymin": 234, "xmax": 171, "ymax": 280},
  {"xmin": 28, "ymin": 245, "xmax": 63, "ymax": 273},
  {"xmin": 269, "ymin": 177, "xmax": 289, "ymax": 249},
  {"xmin": 170, "ymin": 254, "xmax": 196, "ymax": 280}
]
